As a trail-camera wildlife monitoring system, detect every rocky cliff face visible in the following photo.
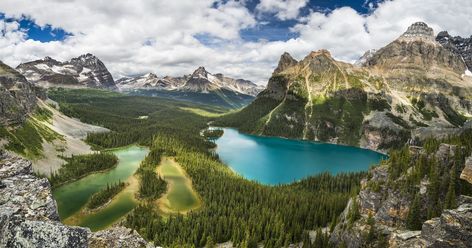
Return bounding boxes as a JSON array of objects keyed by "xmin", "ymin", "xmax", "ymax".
[
  {"xmin": 437, "ymin": 31, "xmax": 472, "ymax": 71},
  {"xmin": 0, "ymin": 61, "xmax": 38, "ymax": 125},
  {"xmin": 365, "ymin": 22, "xmax": 467, "ymax": 77},
  {"xmin": 329, "ymin": 143, "xmax": 472, "ymax": 248},
  {"xmin": 0, "ymin": 150, "xmax": 155, "ymax": 248},
  {"xmin": 16, "ymin": 54, "xmax": 117, "ymax": 90},
  {"xmin": 217, "ymin": 22, "xmax": 472, "ymax": 152}
]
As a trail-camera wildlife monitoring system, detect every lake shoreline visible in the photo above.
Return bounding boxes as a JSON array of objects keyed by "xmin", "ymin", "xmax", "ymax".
[
  {"xmin": 208, "ymin": 127, "xmax": 387, "ymax": 185},
  {"xmin": 53, "ymin": 145, "xmax": 149, "ymax": 231}
]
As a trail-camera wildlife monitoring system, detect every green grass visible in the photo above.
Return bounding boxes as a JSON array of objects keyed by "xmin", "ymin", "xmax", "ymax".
[{"xmin": 0, "ymin": 118, "xmax": 61, "ymax": 159}]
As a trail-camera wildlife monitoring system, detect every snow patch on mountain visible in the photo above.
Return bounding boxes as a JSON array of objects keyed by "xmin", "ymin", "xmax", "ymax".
[
  {"xmin": 116, "ymin": 66, "xmax": 263, "ymax": 96},
  {"xmin": 16, "ymin": 54, "xmax": 116, "ymax": 89}
]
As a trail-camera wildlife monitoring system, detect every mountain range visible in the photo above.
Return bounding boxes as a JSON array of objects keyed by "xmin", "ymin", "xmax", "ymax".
[
  {"xmin": 216, "ymin": 22, "xmax": 472, "ymax": 152},
  {"xmin": 116, "ymin": 66, "xmax": 263, "ymax": 108},
  {"xmin": 15, "ymin": 54, "xmax": 263, "ymax": 108},
  {"xmin": 117, "ymin": 66, "xmax": 263, "ymax": 97}
]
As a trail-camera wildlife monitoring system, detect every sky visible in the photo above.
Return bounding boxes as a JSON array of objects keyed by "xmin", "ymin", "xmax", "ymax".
[{"xmin": 0, "ymin": 0, "xmax": 471, "ymax": 85}]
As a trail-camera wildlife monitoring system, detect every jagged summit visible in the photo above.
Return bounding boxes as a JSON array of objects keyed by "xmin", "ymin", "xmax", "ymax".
[
  {"xmin": 306, "ymin": 49, "xmax": 332, "ymax": 59},
  {"xmin": 273, "ymin": 52, "xmax": 298, "ymax": 75},
  {"xmin": 400, "ymin": 22, "xmax": 435, "ymax": 41},
  {"xmin": 191, "ymin": 66, "xmax": 209, "ymax": 78},
  {"xmin": 436, "ymin": 30, "xmax": 472, "ymax": 70},
  {"xmin": 364, "ymin": 22, "xmax": 467, "ymax": 76}
]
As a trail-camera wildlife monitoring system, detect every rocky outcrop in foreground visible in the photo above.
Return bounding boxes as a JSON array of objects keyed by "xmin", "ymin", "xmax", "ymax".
[
  {"xmin": 0, "ymin": 150, "xmax": 155, "ymax": 248},
  {"xmin": 329, "ymin": 144, "xmax": 472, "ymax": 248}
]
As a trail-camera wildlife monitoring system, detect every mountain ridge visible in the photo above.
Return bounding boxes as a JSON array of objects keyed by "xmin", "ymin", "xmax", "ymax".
[
  {"xmin": 216, "ymin": 22, "xmax": 472, "ymax": 152},
  {"xmin": 16, "ymin": 54, "xmax": 117, "ymax": 90},
  {"xmin": 116, "ymin": 66, "xmax": 264, "ymax": 97}
]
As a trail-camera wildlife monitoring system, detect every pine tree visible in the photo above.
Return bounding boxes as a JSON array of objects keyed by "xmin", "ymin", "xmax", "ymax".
[
  {"xmin": 366, "ymin": 213, "xmax": 376, "ymax": 242},
  {"xmin": 427, "ymin": 159, "xmax": 441, "ymax": 219},
  {"xmin": 347, "ymin": 198, "xmax": 360, "ymax": 227},
  {"xmin": 444, "ymin": 165, "xmax": 457, "ymax": 209},
  {"xmin": 406, "ymin": 193, "xmax": 422, "ymax": 230}
]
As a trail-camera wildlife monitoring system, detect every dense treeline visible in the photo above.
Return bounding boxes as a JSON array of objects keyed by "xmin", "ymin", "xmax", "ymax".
[
  {"xmin": 49, "ymin": 153, "xmax": 118, "ymax": 187},
  {"xmin": 201, "ymin": 129, "xmax": 224, "ymax": 141},
  {"xmin": 137, "ymin": 148, "xmax": 167, "ymax": 199},
  {"xmin": 49, "ymin": 89, "xmax": 375, "ymax": 247},
  {"xmin": 87, "ymin": 181, "xmax": 126, "ymax": 209},
  {"xmin": 48, "ymin": 88, "xmax": 220, "ymax": 149},
  {"xmin": 125, "ymin": 134, "xmax": 365, "ymax": 247}
]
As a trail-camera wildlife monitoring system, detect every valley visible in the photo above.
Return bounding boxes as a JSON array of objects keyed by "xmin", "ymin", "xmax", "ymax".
[{"xmin": 1, "ymin": 15, "xmax": 472, "ymax": 248}]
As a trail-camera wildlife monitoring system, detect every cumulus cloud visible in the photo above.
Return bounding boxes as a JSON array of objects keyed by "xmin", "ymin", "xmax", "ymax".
[
  {"xmin": 0, "ymin": 0, "xmax": 471, "ymax": 85},
  {"xmin": 256, "ymin": 0, "xmax": 308, "ymax": 20}
]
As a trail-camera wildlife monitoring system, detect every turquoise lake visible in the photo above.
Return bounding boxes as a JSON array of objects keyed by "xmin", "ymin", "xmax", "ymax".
[
  {"xmin": 214, "ymin": 128, "xmax": 387, "ymax": 185},
  {"xmin": 53, "ymin": 146, "xmax": 149, "ymax": 231}
]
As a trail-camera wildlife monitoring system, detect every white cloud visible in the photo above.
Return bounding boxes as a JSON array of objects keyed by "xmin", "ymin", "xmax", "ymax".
[
  {"xmin": 256, "ymin": 0, "xmax": 308, "ymax": 20},
  {"xmin": 0, "ymin": 0, "xmax": 471, "ymax": 85}
]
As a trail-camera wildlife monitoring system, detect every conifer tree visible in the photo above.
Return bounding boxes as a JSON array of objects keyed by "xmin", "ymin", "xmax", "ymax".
[{"xmin": 406, "ymin": 193, "xmax": 422, "ymax": 230}]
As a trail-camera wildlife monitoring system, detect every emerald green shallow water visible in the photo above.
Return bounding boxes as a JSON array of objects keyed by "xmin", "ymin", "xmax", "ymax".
[
  {"xmin": 215, "ymin": 128, "xmax": 387, "ymax": 185},
  {"xmin": 52, "ymin": 146, "xmax": 148, "ymax": 231}
]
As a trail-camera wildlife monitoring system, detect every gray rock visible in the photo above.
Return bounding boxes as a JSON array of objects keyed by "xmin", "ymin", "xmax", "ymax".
[
  {"xmin": 16, "ymin": 54, "xmax": 117, "ymax": 90},
  {"xmin": 0, "ymin": 61, "xmax": 37, "ymax": 125},
  {"xmin": 460, "ymin": 155, "xmax": 472, "ymax": 184},
  {"xmin": 437, "ymin": 31, "xmax": 472, "ymax": 70},
  {"xmin": 421, "ymin": 204, "xmax": 472, "ymax": 248},
  {"xmin": 273, "ymin": 52, "xmax": 298, "ymax": 75},
  {"xmin": 401, "ymin": 22, "xmax": 435, "ymax": 41}
]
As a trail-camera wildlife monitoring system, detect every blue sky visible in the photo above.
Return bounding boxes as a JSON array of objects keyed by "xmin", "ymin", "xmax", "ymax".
[
  {"xmin": 0, "ymin": 0, "xmax": 471, "ymax": 84},
  {"xmin": 2, "ymin": 0, "xmax": 384, "ymax": 43}
]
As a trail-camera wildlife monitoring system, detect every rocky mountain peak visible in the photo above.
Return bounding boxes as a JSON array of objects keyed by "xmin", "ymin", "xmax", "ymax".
[
  {"xmin": 355, "ymin": 49, "xmax": 377, "ymax": 66},
  {"xmin": 17, "ymin": 53, "xmax": 117, "ymax": 89},
  {"xmin": 307, "ymin": 49, "xmax": 332, "ymax": 59},
  {"xmin": 400, "ymin": 22, "xmax": 435, "ymax": 41},
  {"xmin": 191, "ymin": 66, "xmax": 209, "ymax": 79},
  {"xmin": 145, "ymin": 73, "xmax": 158, "ymax": 79},
  {"xmin": 364, "ymin": 22, "xmax": 467, "ymax": 75},
  {"xmin": 436, "ymin": 30, "xmax": 472, "ymax": 70},
  {"xmin": 43, "ymin": 56, "xmax": 56, "ymax": 62},
  {"xmin": 273, "ymin": 52, "xmax": 298, "ymax": 75}
]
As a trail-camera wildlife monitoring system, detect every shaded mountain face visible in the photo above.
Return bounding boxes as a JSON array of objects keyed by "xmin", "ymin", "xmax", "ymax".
[
  {"xmin": 0, "ymin": 61, "xmax": 38, "ymax": 125},
  {"xmin": 216, "ymin": 22, "xmax": 472, "ymax": 151},
  {"xmin": 437, "ymin": 31, "xmax": 472, "ymax": 71},
  {"xmin": 16, "ymin": 54, "xmax": 116, "ymax": 90},
  {"xmin": 116, "ymin": 66, "xmax": 263, "ymax": 97}
]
